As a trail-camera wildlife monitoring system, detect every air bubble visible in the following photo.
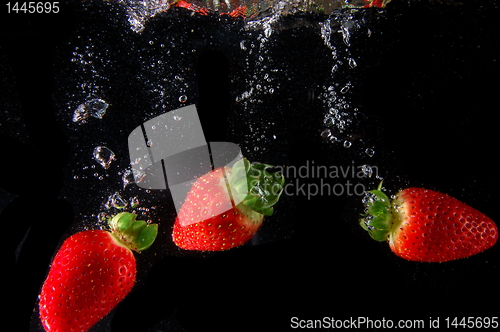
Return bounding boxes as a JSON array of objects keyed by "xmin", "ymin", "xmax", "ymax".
[
  {"xmin": 73, "ymin": 104, "xmax": 87, "ymax": 122},
  {"xmin": 179, "ymin": 95, "xmax": 187, "ymax": 103},
  {"xmin": 264, "ymin": 25, "xmax": 272, "ymax": 38},
  {"xmin": 88, "ymin": 99, "xmax": 108, "ymax": 118},
  {"xmin": 130, "ymin": 196, "xmax": 140, "ymax": 208},
  {"xmin": 93, "ymin": 146, "xmax": 116, "ymax": 169},
  {"xmin": 340, "ymin": 84, "xmax": 351, "ymax": 94},
  {"xmin": 73, "ymin": 99, "xmax": 109, "ymax": 123},
  {"xmin": 360, "ymin": 165, "xmax": 373, "ymax": 178},
  {"xmin": 106, "ymin": 192, "xmax": 128, "ymax": 209},
  {"xmin": 97, "ymin": 212, "xmax": 109, "ymax": 223},
  {"xmin": 343, "ymin": 140, "xmax": 352, "ymax": 148},
  {"xmin": 121, "ymin": 168, "xmax": 135, "ymax": 188},
  {"xmin": 365, "ymin": 148, "xmax": 375, "ymax": 157},
  {"xmin": 321, "ymin": 129, "xmax": 332, "ymax": 139}
]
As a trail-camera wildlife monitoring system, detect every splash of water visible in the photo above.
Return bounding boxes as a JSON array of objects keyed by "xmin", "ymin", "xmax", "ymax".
[{"xmin": 119, "ymin": 0, "xmax": 391, "ymax": 33}]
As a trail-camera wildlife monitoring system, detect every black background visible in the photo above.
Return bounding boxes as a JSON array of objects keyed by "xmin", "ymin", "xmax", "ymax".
[{"xmin": 3, "ymin": 1, "xmax": 500, "ymax": 331}]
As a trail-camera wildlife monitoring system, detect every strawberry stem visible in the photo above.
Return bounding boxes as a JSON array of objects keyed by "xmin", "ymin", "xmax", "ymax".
[
  {"xmin": 230, "ymin": 158, "xmax": 285, "ymax": 216},
  {"xmin": 359, "ymin": 181, "xmax": 394, "ymax": 241},
  {"xmin": 108, "ymin": 212, "xmax": 158, "ymax": 252}
]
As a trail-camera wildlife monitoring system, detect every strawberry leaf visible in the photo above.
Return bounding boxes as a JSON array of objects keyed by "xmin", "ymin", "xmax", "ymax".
[
  {"xmin": 108, "ymin": 212, "xmax": 158, "ymax": 252},
  {"xmin": 109, "ymin": 212, "xmax": 135, "ymax": 232},
  {"xmin": 229, "ymin": 158, "xmax": 285, "ymax": 216},
  {"xmin": 359, "ymin": 181, "xmax": 393, "ymax": 242},
  {"xmin": 135, "ymin": 224, "xmax": 158, "ymax": 251}
]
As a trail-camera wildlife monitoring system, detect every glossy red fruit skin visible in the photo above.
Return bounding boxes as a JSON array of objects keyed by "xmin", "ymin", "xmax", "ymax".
[
  {"xmin": 39, "ymin": 230, "xmax": 136, "ymax": 332},
  {"xmin": 173, "ymin": 205, "xmax": 263, "ymax": 251},
  {"xmin": 172, "ymin": 167, "xmax": 263, "ymax": 251},
  {"xmin": 389, "ymin": 188, "xmax": 498, "ymax": 262}
]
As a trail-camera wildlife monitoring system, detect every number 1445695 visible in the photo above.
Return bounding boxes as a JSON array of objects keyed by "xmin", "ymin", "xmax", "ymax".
[
  {"xmin": 445, "ymin": 317, "xmax": 498, "ymax": 329},
  {"xmin": 6, "ymin": 2, "xmax": 60, "ymax": 14}
]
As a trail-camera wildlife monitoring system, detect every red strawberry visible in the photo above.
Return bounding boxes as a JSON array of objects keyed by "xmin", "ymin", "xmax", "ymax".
[
  {"xmin": 39, "ymin": 212, "xmax": 157, "ymax": 332},
  {"xmin": 362, "ymin": 0, "xmax": 391, "ymax": 8},
  {"xmin": 172, "ymin": 158, "xmax": 285, "ymax": 251},
  {"xmin": 224, "ymin": 5, "xmax": 247, "ymax": 18},
  {"xmin": 171, "ymin": 1, "xmax": 247, "ymax": 17},
  {"xmin": 171, "ymin": 0, "xmax": 209, "ymax": 15},
  {"xmin": 360, "ymin": 182, "xmax": 498, "ymax": 262}
]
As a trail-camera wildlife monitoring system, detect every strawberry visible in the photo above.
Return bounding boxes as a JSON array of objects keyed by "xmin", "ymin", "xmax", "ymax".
[
  {"xmin": 171, "ymin": 0, "xmax": 209, "ymax": 15},
  {"xmin": 362, "ymin": 0, "xmax": 391, "ymax": 8},
  {"xmin": 360, "ymin": 182, "xmax": 498, "ymax": 262},
  {"xmin": 38, "ymin": 212, "xmax": 157, "ymax": 332},
  {"xmin": 172, "ymin": 158, "xmax": 285, "ymax": 251},
  {"xmin": 224, "ymin": 5, "xmax": 247, "ymax": 18},
  {"xmin": 171, "ymin": 1, "xmax": 247, "ymax": 17}
]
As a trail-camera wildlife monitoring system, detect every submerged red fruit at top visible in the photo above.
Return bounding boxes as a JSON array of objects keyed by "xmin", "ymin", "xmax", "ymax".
[
  {"xmin": 39, "ymin": 213, "xmax": 157, "ymax": 332},
  {"xmin": 362, "ymin": 0, "xmax": 391, "ymax": 8},
  {"xmin": 360, "ymin": 183, "xmax": 498, "ymax": 262}
]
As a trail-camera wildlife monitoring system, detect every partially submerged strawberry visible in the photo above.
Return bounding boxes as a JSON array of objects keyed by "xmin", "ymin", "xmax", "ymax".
[
  {"xmin": 360, "ymin": 182, "xmax": 498, "ymax": 262},
  {"xmin": 362, "ymin": 0, "xmax": 392, "ymax": 8},
  {"xmin": 223, "ymin": 5, "xmax": 247, "ymax": 18},
  {"xmin": 171, "ymin": 0, "xmax": 246, "ymax": 17},
  {"xmin": 39, "ymin": 212, "xmax": 157, "ymax": 332},
  {"xmin": 172, "ymin": 158, "xmax": 285, "ymax": 251},
  {"xmin": 171, "ymin": 0, "xmax": 209, "ymax": 15}
]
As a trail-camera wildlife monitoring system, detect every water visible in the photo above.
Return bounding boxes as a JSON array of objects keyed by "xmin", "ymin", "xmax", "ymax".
[
  {"xmin": 122, "ymin": 0, "xmax": 391, "ymax": 33},
  {"xmin": 53, "ymin": 0, "xmax": 394, "ymax": 244},
  {"xmin": 23, "ymin": 1, "xmax": 500, "ymax": 331}
]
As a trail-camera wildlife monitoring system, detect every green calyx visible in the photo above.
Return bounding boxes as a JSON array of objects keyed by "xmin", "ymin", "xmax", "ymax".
[
  {"xmin": 108, "ymin": 212, "xmax": 158, "ymax": 252},
  {"xmin": 359, "ymin": 181, "xmax": 394, "ymax": 242},
  {"xmin": 229, "ymin": 158, "xmax": 285, "ymax": 216}
]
